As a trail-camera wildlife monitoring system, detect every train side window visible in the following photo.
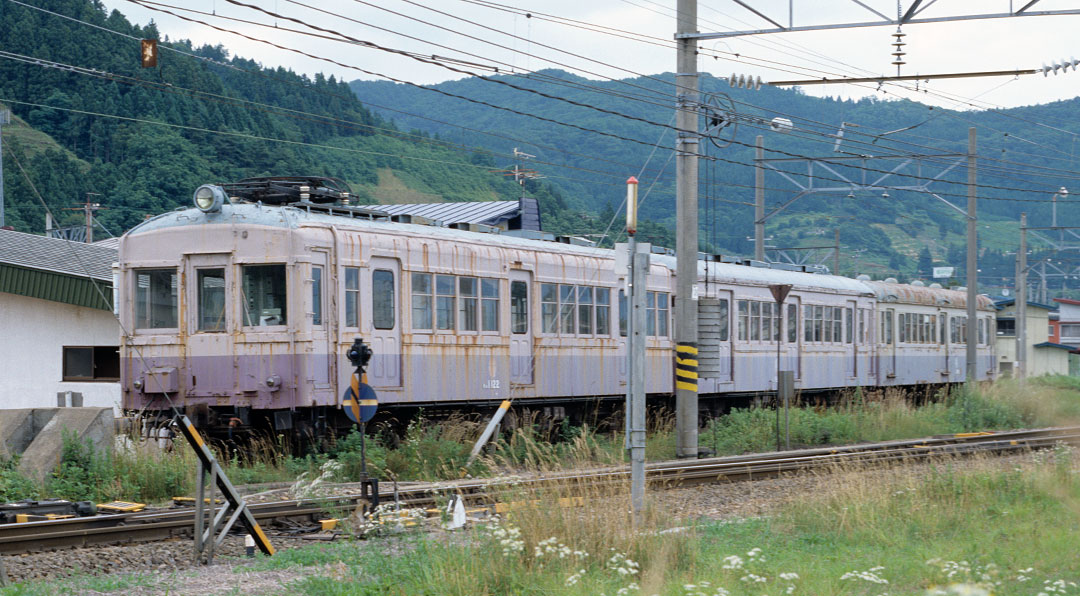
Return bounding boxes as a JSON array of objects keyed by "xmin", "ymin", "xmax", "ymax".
[
  {"xmin": 618, "ymin": 290, "xmax": 628, "ymax": 337},
  {"xmin": 541, "ymin": 283, "xmax": 558, "ymax": 333},
  {"xmin": 241, "ymin": 264, "xmax": 287, "ymax": 327},
  {"xmin": 898, "ymin": 313, "xmax": 906, "ymax": 343},
  {"xmin": 939, "ymin": 314, "xmax": 946, "ymax": 344},
  {"xmin": 459, "ymin": 277, "xmax": 478, "ymax": 332},
  {"xmin": 786, "ymin": 302, "xmax": 795, "ymax": 343},
  {"xmin": 832, "ymin": 307, "xmax": 842, "ymax": 343},
  {"xmin": 482, "ymin": 278, "xmax": 499, "ymax": 332},
  {"xmin": 373, "ymin": 270, "xmax": 395, "ymax": 330},
  {"xmin": 344, "ymin": 267, "xmax": 360, "ymax": 328},
  {"xmin": 135, "ymin": 268, "xmax": 178, "ymax": 329},
  {"xmin": 814, "ymin": 306, "xmax": 824, "ymax": 342},
  {"xmin": 845, "ymin": 307, "xmax": 853, "ymax": 343},
  {"xmin": 884, "ymin": 309, "xmax": 894, "ymax": 345},
  {"xmin": 647, "ymin": 292, "xmax": 658, "ymax": 336},
  {"xmin": 411, "ymin": 273, "xmax": 433, "ymax": 331},
  {"xmin": 436, "ymin": 275, "xmax": 456, "ymax": 331},
  {"xmin": 760, "ymin": 302, "xmax": 771, "ymax": 341},
  {"xmin": 510, "ymin": 281, "xmax": 528, "ymax": 334},
  {"xmin": 657, "ymin": 292, "xmax": 670, "ymax": 337},
  {"xmin": 978, "ymin": 317, "xmax": 986, "ymax": 345},
  {"xmin": 559, "ymin": 284, "xmax": 576, "ymax": 334},
  {"xmin": 739, "ymin": 300, "xmax": 750, "ymax": 341},
  {"xmin": 577, "ymin": 286, "xmax": 593, "ymax": 335},
  {"xmin": 197, "ymin": 268, "xmax": 226, "ymax": 332},
  {"xmin": 596, "ymin": 288, "xmax": 611, "ymax": 336},
  {"xmin": 857, "ymin": 309, "xmax": 865, "ymax": 344},
  {"xmin": 719, "ymin": 298, "xmax": 731, "ymax": 342},
  {"xmin": 749, "ymin": 301, "xmax": 760, "ymax": 341},
  {"xmin": 311, "ymin": 266, "xmax": 323, "ymax": 326},
  {"xmin": 803, "ymin": 305, "xmax": 813, "ymax": 342}
]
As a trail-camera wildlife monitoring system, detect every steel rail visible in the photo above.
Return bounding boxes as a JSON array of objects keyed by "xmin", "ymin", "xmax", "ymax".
[{"xmin": 2, "ymin": 426, "xmax": 1076, "ymax": 555}]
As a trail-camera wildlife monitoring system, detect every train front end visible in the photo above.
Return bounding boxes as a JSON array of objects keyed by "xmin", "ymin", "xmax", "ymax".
[{"xmin": 118, "ymin": 184, "xmax": 337, "ymax": 435}]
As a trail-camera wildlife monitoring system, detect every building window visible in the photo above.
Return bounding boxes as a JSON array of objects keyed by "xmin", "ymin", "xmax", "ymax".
[
  {"xmin": 197, "ymin": 268, "xmax": 226, "ymax": 332},
  {"xmin": 542, "ymin": 283, "xmax": 558, "ymax": 333},
  {"xmin": 1061, "ymin": 323, "xmax": 1080, "ymax": 339},
  {"xmin": 578, "ymin": 286, "xmax": 593, "ymax": 335},
  {"xmin": 241, "ymin": 264, "xmax": 287, "ymax": 327},
  {"xmin": 135, "ymin": 268, "xmax": 178, "ymax": 329},
  {"xmin": 373, "ymin": 270, "xmax": 395, "ymax": 330},
  {"xmin": 344, "ymin": 267, "xmax": 360, "ymax": 328},
  {"xmin": 459, "ymin": 277, "xmax": 479, "ymax": 332},
  {"xmin": 311, "ymin": 266, "xmax": 323, "ymax": 326},
  {"xmin": 411, "ymin": 273, "xmax": 433, "ymax": 330},
  {"xmin": 596, "ymin": 288, "xmax": 611, "ymax": 336},
  {"xmin": 511, "ymin": 281, "xmax": 528, "ymax": 334},
  {"xmin": 481, "ymin": 278, "xmax": 499, "ymax": 332},
  {"xmin": 62, "ymin": 346, "xmax": 119, "ymax": 381}
]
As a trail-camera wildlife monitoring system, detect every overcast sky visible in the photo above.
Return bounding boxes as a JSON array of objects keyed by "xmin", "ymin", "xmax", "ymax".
[{"xmin": 104, "ymin": 0, "xmax": 1080, "ymax": 111}]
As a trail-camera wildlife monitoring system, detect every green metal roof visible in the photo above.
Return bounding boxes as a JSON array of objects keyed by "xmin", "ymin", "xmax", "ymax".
[{"xmin": 0, "ymin": 263, "xmax": 112, "ymax": 310}]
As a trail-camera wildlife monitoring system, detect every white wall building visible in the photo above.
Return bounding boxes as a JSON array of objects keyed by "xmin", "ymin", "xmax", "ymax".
[
  {"xmin": 0, "ymin": 230, "xmax": 120, "ymax": 411},
  {"xmin": 994, "ymin": 298, "xmax": 1071, "ymax": 378}
]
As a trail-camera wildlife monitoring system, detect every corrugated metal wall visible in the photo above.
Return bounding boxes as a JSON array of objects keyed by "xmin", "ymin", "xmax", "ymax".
[
  {"xmin": 0, "ymin": 264, "xmax": 112, "ymax": 310},
  {"xmin": 698, "ymin": 298, "xmax": 724, "ymax": 376}
]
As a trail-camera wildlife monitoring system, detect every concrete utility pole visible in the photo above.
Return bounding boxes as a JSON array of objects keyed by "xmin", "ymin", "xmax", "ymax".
[
  {"xmin": 754, "ymin": 135, "xmax": 765, "ymax": 261},
  {"xmin": 1017, "ymin": 213, "xmax": 1028, "ymax": 382},
  {"xmin": 0, "ymin": 109, "xmax": 10, "ymax": 229},
  {"xmin": 624, "ymin": 177, "xmax": 648, "ymax": 519},
  {"xmin": 966, "ymin": 128, "xmax": 978, "ymax": 384},
  {"xmin": 674, "ymin": 0, "xmax": 699, "ymax": 458}
]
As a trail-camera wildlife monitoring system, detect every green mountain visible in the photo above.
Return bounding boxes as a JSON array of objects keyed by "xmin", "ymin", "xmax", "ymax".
[
  {"xmin": 350, "ymin": 69, "xmax": 1080, "ymax": 287},
  {"xmin": 0, "ymin": 0, "xmax": 582, "ymax": 238}
]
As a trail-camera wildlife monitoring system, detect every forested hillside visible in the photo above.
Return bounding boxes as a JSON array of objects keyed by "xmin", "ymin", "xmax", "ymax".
[
  {"xmin": 0, "ymin": 0, "xmax": 591, "ymax": 238},
  {"xmin": 351, "ymin": 69, "xmax": 1080, "ymax": 287}
]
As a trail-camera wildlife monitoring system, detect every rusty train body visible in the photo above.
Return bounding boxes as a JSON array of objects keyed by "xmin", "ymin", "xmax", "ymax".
[{"xmin": 118, "ymin": 199, "xmax": 996, "ymax": 434}]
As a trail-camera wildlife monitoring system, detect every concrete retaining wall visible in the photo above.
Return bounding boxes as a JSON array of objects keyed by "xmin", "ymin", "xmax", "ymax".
[{"xmin": 0, "ymin": 408, "xmax": 114, "ymax": 483}]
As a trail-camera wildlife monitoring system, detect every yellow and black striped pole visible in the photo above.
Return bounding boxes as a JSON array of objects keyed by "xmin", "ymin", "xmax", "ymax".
[{"xmin": 675, "ymin": 343, "xmax": 699, "ymax": 393}]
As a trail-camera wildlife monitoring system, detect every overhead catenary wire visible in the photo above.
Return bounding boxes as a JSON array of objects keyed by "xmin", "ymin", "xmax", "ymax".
[{"xmin": 130, "ymin": 0, "xmax": 1080, "ymax": 203}]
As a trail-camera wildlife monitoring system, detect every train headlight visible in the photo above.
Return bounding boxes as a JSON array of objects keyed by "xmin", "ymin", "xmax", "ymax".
[
  {"xmin": 132, "ymin": 378, "xmax": 144, "ymax": 391},
  {"xmin": 193, "ymin": 185, "xmax": 226, "ymax": 213},
  {"xmin": 265, "ymin": 374, "xmax": 281, "ymax": 391}
]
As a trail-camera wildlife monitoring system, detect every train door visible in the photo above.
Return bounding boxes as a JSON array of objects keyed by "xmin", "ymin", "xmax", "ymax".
[
  {"xmin": 882, "ymin": 308, "xmax": 896, "ymax": 379},
  {"xmin": 845, "ymin": 300, "xmax": 857, "ymax": 378},
  {"xmin": 785, "ymin": 294, "xmax": 800, "ymax": 380},
  {"xmin": 368, "ymin": 257, "xmax": 402, "ymax": 387},
  {"xmin": 306, "ymin": 250, "xmax": 332, "ymax": 395},
  {"xmin": 940, "ymin": 312, "xmax": 949, "ymax": 378},
  {"xmin": 185, "ymin": 253, "xmax": 233, "ymax": 397},
  {"xmin": 509, "ymin": 270, "xmax": 534, "ymax": 385}
]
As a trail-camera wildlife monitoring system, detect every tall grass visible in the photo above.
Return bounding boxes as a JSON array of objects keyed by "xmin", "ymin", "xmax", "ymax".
[
  {"xmin": 702, "ymin": 376, "xmax": 1080, "ymax": 455},
  {"xmin": 243, "ymin": 446, "xmax": 1080, "ymax": 595}
]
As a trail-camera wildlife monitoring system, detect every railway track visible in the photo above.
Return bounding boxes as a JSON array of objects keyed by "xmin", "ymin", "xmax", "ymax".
[{"xmin": 2, "ymin": 426, "xmax": 1076, "ymax": 556}]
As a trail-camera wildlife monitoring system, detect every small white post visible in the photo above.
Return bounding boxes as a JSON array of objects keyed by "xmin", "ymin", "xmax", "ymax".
[{"xmin": 467, "ymin": 400, "xmax": 512, "ymax": 466}]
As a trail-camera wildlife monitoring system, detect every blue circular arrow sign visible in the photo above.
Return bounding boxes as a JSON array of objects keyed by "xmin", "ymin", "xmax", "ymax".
[{"xmin": 343, "ymin": 381, "xmax": 378, "ymax": 424}]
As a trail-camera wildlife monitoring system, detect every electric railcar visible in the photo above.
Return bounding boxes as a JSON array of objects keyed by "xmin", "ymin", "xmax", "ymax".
[{"xmin": 118, "ymin": 185, "xmax": 995, "ymax": 434}]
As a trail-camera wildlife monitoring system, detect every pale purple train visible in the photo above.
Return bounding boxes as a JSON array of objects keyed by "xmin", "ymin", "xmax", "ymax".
[{"xmin": 118, "ymin": 198, "xmax": 995, "ymax": 433}]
